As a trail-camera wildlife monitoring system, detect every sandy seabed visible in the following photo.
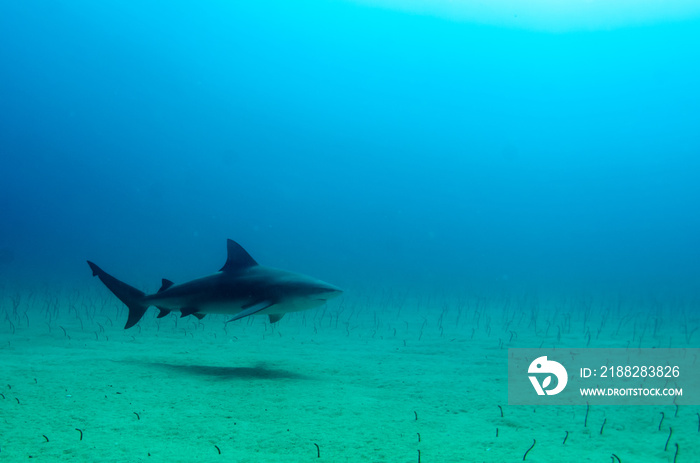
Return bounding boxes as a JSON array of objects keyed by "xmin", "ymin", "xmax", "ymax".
[{"xmin": 1, "ymin": 287, "xmax": 698, "ymax": 462}]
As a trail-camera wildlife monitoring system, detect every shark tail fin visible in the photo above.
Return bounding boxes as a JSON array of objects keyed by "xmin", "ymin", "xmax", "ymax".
[{"xmin": 87, "ymin": 261, "xmax": 149, "ymax": 329}]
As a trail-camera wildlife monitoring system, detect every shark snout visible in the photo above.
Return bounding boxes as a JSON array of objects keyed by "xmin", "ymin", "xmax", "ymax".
[{"xmin": 314, "ymin": 283, "xmax": 343, "ymax": 301}]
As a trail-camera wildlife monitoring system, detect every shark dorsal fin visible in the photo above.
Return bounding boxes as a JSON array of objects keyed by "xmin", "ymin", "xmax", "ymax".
[
  {"xmin": 158, "ymin": 279, "xmax": 174, "ymax": 293},
  {"xmin": 220, "ymin": 239, "xmax": 258, "ymax": 272}
]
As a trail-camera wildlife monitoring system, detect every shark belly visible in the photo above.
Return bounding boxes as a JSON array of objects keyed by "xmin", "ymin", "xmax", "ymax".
[{"xmin": 147, "ymin": 294, "xmax": 248, "ymax": 315}]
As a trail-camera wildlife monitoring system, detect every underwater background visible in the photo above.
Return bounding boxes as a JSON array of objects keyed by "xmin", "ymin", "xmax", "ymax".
[{"xmin": 1, "ymin": 1, "xmax": 699, "ymax": 461}]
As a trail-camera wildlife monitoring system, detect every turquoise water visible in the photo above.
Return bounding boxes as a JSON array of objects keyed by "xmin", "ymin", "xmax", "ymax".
[{"xmin": 1, "ymin": 1, "xmax": 699, "ymax": 461}]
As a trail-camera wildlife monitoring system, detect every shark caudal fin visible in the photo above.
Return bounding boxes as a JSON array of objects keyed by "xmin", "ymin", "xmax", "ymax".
[{"xmin": 87, "ymin": 261, "xmax": 149, "ymax": 329}]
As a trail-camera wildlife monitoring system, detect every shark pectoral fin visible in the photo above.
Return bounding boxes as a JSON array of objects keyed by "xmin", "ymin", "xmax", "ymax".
[
  {"xmin": 269, "ymin": 314, "xmax": 285, "ymax": 324},
  {"xmin": 180, "ymin": 307, "xmax": 199, "ymax": 318},
  {"xmin": 193, "ymin": 313, "xmax": 206, "ymax": 320},
  {"xmin": 226, "ymin": 301, "xmax": 274, "ymax": 323},
  {"xmin": 156, "ymin": 307, "xmax": 171, "ymax": 318}
]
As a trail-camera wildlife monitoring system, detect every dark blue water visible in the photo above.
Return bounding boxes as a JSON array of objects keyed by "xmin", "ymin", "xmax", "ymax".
[{"xmin": 1, "ymin": 1, "xmax": 699, "ymax": 299}]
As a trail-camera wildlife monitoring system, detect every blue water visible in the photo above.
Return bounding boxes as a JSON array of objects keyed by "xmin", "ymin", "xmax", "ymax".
[{"xmin": 1, "ymin": 2, "xmax": 699, "ymax": 294}]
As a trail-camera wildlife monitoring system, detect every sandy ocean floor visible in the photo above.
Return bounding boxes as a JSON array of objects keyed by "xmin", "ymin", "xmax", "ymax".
[{"xmin": 1, "ymin": 286, "xmax": 699, "ymax": 462}]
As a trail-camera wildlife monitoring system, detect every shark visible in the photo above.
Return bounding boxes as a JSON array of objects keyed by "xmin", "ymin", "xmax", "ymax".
[{"xmin": 87, "ymin": 239, "xmax": 342, "ymax": 329}]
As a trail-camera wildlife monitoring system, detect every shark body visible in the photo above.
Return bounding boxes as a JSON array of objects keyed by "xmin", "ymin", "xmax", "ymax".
[{"xmin": 88, "ymin": 239, "xmax": 342, "ymax": 329}]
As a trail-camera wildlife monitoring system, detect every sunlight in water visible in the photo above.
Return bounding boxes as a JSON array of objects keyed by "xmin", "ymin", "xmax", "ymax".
[{"xmin": 352, "ymin": 0, "xmax": 700, "ymax": 31}]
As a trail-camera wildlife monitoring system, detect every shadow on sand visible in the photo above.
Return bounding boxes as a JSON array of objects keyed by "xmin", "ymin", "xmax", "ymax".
[{"xmin": 128, "ymin": 360, "xmax": 311, "ymax": 380}]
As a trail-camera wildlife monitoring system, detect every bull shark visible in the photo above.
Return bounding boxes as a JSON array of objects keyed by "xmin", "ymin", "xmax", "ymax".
[{"xmin": 87, "ymin": 239, "xmax": 342, "ymax": 329}]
